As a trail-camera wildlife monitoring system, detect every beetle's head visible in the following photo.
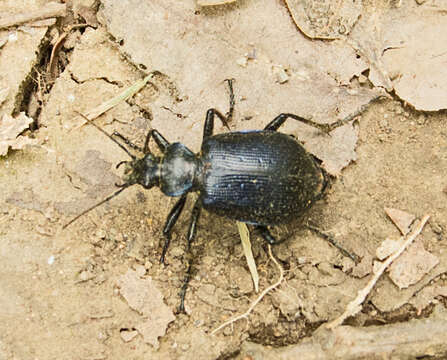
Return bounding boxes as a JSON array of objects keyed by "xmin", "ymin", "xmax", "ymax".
[
  {"xmin": 120, "ymin": 153, "xmax": 161, "ymax": 189},
  {"xmin": 63, "ymin": 111, "xmax": 163, "ymax": 229}
]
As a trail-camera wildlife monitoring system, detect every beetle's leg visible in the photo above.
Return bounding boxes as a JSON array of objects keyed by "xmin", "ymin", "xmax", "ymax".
[
  {"xmin": 202, "ymin": 79, "xmax": 235, "ymax": 140},
  {"xmin": 178, "ymin": 198, "xmax": 202, "ymax": 313},
  {"xmin": 224, "ymin": 78, "xmax": 235, "ymax": 124},
  {"xmin": 265, "ymin": 95, "xmax": 385, "ymax": 134},
  {"xmin": 307, "ymin": 224, "xmax": 360, "ymax": 263},
  {"xmin": 264, "ymin": 113, "xmax": 334, "ymax": 134},
  {"xmin": 160, "ymin": 194, "xmax": 187, "ymax": 264},
  {"xmin": 143, "ymin": 129, "xmax": 170, "ymax": 154},
  {"xmin": 256, "ymin": 225, "xmax": 287, "ymax": 245},
  {"xmin": 203, "ymin": 108, "xmax": 230, "ymax": 139},
  {"xmin": 112, "ymin": 131, "xmax": 144, "ymax": 152}
]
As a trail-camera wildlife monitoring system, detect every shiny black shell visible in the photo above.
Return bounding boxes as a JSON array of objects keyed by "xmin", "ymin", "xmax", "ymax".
[{"xmin": 198, "ymin": 131, "xmax": 325, "ymax": 226}]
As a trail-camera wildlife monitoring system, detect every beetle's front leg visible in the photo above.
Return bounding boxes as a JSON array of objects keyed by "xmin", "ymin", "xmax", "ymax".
[
  {"xmin": 160, "ymin": 194, "xmax": 187, "ymax": 264},
  {"xmin": 202, "ymin": 108, "xmax": 229, "ymax": 140},
  {"xmin": 255, "ymin": 225, "xmax": 287, "ymax": 245},
  {"xmin": 178, "ymin": 198, "xmax": 202, "ymax": 313}
]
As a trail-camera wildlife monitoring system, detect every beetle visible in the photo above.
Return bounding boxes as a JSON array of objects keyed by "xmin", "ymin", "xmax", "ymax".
[{"xmin": 66, "ymin": 80, "xmax": 349, "ymax": 312}]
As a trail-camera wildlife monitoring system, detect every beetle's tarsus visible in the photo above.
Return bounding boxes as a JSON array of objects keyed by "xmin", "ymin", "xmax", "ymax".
[
  {"xmin": 256, "ymin": 225, "xmax": 287, "ymax": 245},
  {"xmin": 224, "ymin": 78, "xmax": 235, "ymax": 125},
  {"xmin": 177, "ymin": 267, "xmax": 191, "ymax": 314},
  {"xmin": 307, "ymin": 224, "xmax": 360, "ymax": 263},
  {"xmin": 116, "ymin": 160, "xmax": 127, "ymax": 169}
]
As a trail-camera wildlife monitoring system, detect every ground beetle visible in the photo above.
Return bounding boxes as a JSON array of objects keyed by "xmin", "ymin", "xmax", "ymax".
[{"xmin": 66, "ymin": 80, "xmax": 355, "ymax": 312}]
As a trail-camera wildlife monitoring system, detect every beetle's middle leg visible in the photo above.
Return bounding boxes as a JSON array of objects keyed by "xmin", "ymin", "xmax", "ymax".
[
  {"xmin": 255, "ymin": 225, "xmax": 287, "ymax": 245},
  {"xmin": 178, "ymin": 198, "xmax": 202, "ymax": 313},
  {"xmin": 202, "ymin": 79, "xmax": 235, "ymax": 140},
  {"xmin": 160, "ymin": 194, "xmax": 187, "ymax": 264}
]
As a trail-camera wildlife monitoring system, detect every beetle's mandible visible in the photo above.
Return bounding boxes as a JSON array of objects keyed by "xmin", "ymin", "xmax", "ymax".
[{"xmin": 66, "ymin": 79, "xmax": 337, "ymax": 312}]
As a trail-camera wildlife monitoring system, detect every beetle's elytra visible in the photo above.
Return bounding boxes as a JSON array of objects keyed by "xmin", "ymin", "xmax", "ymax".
[{"xmin": 67, "ymin": 79, "xmax": 334, "ymax": 312}]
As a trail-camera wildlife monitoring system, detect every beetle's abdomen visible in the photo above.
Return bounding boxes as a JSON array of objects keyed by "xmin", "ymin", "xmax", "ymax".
[{"xmin": 200, "ymin": 131, "xmax": 324, "ymax": 225}]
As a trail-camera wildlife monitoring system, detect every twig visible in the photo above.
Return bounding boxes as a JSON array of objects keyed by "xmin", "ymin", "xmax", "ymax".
[
  {"xmin": 0, "ymin": 2, "xmax": 67, "ymax": 29},
  {"xmin": 326, "ymin": 214, "xmax": 430, "ymax": 329},
  {"xmin": 242, "ymin": 317, "xmax": 447, "ymax": 358},
  {"xmin": 211, "ymin": 245, "xmax": 284, "ymax": 335}
]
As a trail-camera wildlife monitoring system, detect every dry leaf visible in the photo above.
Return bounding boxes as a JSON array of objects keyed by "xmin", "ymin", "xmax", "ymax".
[
  {"xmin": 388, "ymin": 240, "xmax": 439, "ymax": 289},
  {"xmin": 0, "ymin": 112, "xmax": 37, "ymax": 156},
  {"xmin": 120, "ymin": 330, "xmax": 138, "ymax": 342},
  {"xmin": 409, "ymin": 285, "xmax": 447, "ymax": 313},
  {"xmin": 198, "ymin": 0, "xmax": 236, "ymax": 6},
  {"xmin": 385, "ymin": 207, "xmax": 416, "ymax": 235},
  {"xmin": 380, "ymin": 9, "xmax": 447, "ymax": 111},
  {"xmin": 284, "ymin": 0, "xmax": 362, "ymax": 39},
  {"xmin": 0, "ymin": 35, "xmax": 7, "ymax": 48},
  {"xmin": 376, "ymin": 237, "xmax": 404, "ymax": 261},
  {"xmin": 350, "ymin": 3, "xmax": 447, "ymax": 110},
  {"xmin": 0, "ymin": 87, "xmax": 8, "ymax": 105},
  {"xmin": 116, "ymin": 269, "xmax": 175, "ymax": 348}
]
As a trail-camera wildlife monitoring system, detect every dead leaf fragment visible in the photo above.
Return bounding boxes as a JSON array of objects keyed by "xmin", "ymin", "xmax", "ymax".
[
  {"xmin": 197, "ymin": 0, "xmax": 236, "ymax": 6},
  {"xmin": 388, "ymin": 240, "xmax": 439, "ymax": 289},
  {"xmin": 0, "ymin": 2, "xmax": 67, "ymax": 29},
  {"xmin": 0, "ymin": 34, "xmax": 7, "ymax": 48},
  {"xmin": 351, "ymin": 5, "xmax": 447, "ymax": 110},
  {"xmin": 385, "ymin": 207, "xmax": 416, "ymax": 235},
  {"xmin": 285, "ymin": 0, "xmax": 362, "ymax": 39},
  {"xmin": 116, "ymin": 269, "xmax": 175, "ymax": 348},
  {"xmin": 120, "ymin": 330, "xmax": 138, "ymax": 342},
  {"xmin": 351, "ymin": 253, "xmax": 372, "ymax": 278},
  {"xmin": 0, "ymin": 113, "xmax": 38, "ymax": 156},
  {"xmin": 376, "ymin": 237, "xmax": 404, "ymax": 261},
  {"xmin": 0, "ymin": 87, "xmax": 8, "ymax": 105},
  {"xmin": 409, "ymin": 285, "xmax": 447, "ymax": 312},
  {"xmin": 381, "ymin": 10, "xmax": 447, "ymax": 111}
]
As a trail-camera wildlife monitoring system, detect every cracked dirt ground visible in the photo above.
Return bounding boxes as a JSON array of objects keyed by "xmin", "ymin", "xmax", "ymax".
[{"xmin": 1, "ymin": 1, "xmax": 447, "ymax": 359}]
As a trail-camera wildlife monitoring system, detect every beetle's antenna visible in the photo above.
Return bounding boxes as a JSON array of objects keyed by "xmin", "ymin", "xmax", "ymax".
[
  {"xmin": 74, "ymin": 111, "xmax": 136, "ymax": 160},
  {"xmin": 62, "ymin": 184, "xmax": 131, "ymax": 229}
]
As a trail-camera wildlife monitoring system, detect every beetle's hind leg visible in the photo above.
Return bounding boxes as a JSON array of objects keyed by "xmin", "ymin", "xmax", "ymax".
[
  {"xmin": 255, "ymin": 225, "xmax": 287, "ymax": 245},
  {"xmin": 265, "ymin": 95, "xmax": 385, "ymax": 134},
  {"xmin": 178, "ymin": 198, "xmax": 202, "ymax": 313},
  {"xmin": 263, "ymin": 114, "xmax": 332, "ymax": 134}
]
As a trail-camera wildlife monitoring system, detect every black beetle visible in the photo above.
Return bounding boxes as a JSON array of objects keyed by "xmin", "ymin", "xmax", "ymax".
[{"xmin": 66, "ymin": 80, "xmax": 353, "ymax": 312}]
